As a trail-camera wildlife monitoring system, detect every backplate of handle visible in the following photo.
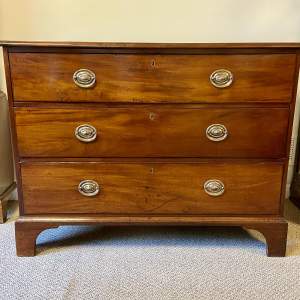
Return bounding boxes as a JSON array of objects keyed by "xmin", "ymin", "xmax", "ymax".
[
  {"xmin": 78, "ymin": 180, "xmax": 100, "ymax": 197},
  {"xmin": 204, "ymin": 179, "xmax": 225, "ymax": 197},
  {"xmin": 75, "ymin": 124, "xmax": 97, "ymax": 143},
  {"xmin": 210, "ymin": 69, "xmax": 233, "ymax": 88},
  {"xmin": 73, "ymin": 69, "xmax": 96, "ymax": 88},
  {"xmin": 206, "ymin": 124, "xmax": 228, "ymax": 142}
]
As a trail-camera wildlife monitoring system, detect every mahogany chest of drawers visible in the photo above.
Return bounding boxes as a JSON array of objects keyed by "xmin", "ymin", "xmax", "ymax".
[{"xmin": 2, "ymin": 42, "xmax": 300, "ymax": 256}]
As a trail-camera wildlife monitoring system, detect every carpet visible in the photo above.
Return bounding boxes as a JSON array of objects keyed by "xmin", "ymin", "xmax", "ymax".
[{"xmin": 0, "ymin": 200, "xmax": 300, "ymax": 300}]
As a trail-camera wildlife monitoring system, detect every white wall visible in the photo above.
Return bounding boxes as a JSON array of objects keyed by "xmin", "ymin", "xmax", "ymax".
[
  {"xmin": 0, "ymin": 0, "xmax": 300, "ymax": 42},
  {"xmin": 0, "ymin": 0, "xmax": 300, "ymax": 197}
]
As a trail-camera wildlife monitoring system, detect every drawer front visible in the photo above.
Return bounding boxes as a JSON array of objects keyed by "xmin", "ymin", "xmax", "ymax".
[
  {"xmin": 21, "ymin": 162, "xmax": 283, "ymax": 215},
  {"xmin": 10, "ymin": 53, "xmax": 295, "ymax": 103},
  {"xmin": 15, "ymin": 106, "xmax": 289, "ymax": 158}
]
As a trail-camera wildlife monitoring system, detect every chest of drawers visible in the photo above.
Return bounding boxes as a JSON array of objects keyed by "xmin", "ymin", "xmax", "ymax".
[{"xmin": 2, "ymin": 42, "xmax": 300, "ymax": 256}]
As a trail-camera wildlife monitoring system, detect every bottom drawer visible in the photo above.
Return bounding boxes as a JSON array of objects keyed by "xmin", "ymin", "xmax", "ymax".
[{"xmin": 21, "ymin": 162, "xmax": 283, "ymax": 215}]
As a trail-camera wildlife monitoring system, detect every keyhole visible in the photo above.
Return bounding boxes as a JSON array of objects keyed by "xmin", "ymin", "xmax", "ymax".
[
  {"xmin": 151, "ymin": 60, "xmax": 156, "ymax": 68},
  {"xmin": 149, "ymin": 112, "xmax": 156, "ymax": 121},
  {"xmin": 150, "ymin": 168, "xmax": 154, "ymax": 174}
]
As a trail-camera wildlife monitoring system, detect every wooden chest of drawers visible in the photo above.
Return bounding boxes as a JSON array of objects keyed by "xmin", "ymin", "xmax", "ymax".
[{"xmin": 2, "ymin": 42, "xmax": 300, "ymax": 256}]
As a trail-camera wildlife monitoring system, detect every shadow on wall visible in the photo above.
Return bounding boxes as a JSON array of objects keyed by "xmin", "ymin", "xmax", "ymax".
[{"xmin": 0, "ymin": 91, "xmax": 14, "ymax": 192}]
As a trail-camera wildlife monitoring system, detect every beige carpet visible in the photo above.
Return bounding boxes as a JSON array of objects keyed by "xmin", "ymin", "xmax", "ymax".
[{"xmin": 1, "ymin": 200, "xmax": 300, "ymax": 300}]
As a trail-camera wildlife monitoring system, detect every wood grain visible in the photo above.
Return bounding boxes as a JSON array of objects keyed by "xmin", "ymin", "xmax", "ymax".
[
  {"xmin": 2, "ymin": 47, "xmax": 25, "ymax": 215},
  {"xmin": 4, "ymin": 42, "xmax": 298, "ymax": 257},
  {"xmin": 245, "ymin": 222, "xmax": 288, "ymax": 257},
  {"xmin": 15, "ymin": 106, "xmax": 289, "ymax": 158},
  {"xmin": 14, "ymin": 215, "xmax": 287, "ymax": 256},
  {"xmin": 10, "ymin": 53, "xmax": 296, "ymax": 102},
  {"xmin": 15, "ymin": 221, "xmax": 58, "ymax": 256},
  {"xmin": 2, "ymin": 41, "xmax": 300, "ymax": 48},
  {"xmin": 21, "ymin": 161, "xmax": 283, "ymax": 215}
]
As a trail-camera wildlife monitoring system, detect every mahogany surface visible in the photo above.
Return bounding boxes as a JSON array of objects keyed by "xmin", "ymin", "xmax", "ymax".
[
  {"xmin": 21, "ymin": 161, "xmax": 283, "ymax": 215},
  {"xmin": 15, "ymin": 106, "xmax": 289, "ymax": 158},
  {"xmin": 2, "ymin": 41, "xmax": 300, "ymax": 48},
  {"xmin": 1, "ymin": 42, "xmax": 299, "ymax": 257},
  {"xmin": 15, "ymin": 215, "xmax": 287, "ymax": 257},
  {"xmin": 10, "ymin": 53, "xmax": 295, "ymax": 102}
]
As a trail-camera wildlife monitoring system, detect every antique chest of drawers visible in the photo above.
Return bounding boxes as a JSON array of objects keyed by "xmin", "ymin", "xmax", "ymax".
[{"xmin": 2, "ymin": 42, "xmax": 300, "ymax": 256}]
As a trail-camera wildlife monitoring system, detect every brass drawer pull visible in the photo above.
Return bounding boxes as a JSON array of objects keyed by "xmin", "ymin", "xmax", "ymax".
[
  {"xmin": 204, "ymin": 179, "xmax": 225, "ymax": 197},
  {"xmin": 73, "ymin": 69, "xmax": 96, "ymax": 88},
  {"xmin": 210, "ymin": 69, "xmax": 233, "ymax": 88},
  {"xmin": 206, "ymin": 124, "xmax": 228, "ymax": 142},
  {"xmin": 75, "ymin": 124, "xmax": 97, "ymax": 143},
  {"xmin": 78, "ymin": 180, "xmax": 100, "ymax": 197}
]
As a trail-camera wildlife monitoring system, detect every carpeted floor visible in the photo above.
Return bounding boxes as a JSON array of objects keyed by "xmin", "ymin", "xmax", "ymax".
[{"xmin": 1, "ymin": 201, "xmax": 300, "ymax": 300}]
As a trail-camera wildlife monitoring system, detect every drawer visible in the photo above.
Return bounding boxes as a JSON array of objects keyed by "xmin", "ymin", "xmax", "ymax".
[
  {"xmin": 10, "ymin": 53, "xmax": 295, "ymax": 103},
  {"xmin": 15, "ymin": 106, "xmax": 289, "ymax": 158},
  {"xmin": 21, "ymin": 162, "xmax": 283, "ymax": 215}
]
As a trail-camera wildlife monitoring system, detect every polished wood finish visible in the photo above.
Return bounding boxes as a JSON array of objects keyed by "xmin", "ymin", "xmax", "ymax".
[
  {"xmin": 15, "ymin": 220, "xmax": 58, "ymax": 256},
  {"xmin": 2, "ymin": 42, "xmax": 299, "ymax": 256},
  {"xmin": 15, "ymin": 215, "xmax": 287, "ymax": 257},
  {"xmin": 10, "ymin": 53, "xmax": 295, "ymax": 102},
  {"xmin": 15, "ymin": 106, "xmax": 289, "ymax": 158},
  {"xmin": 21, "ymin": 161, "xmax": 283, "ymax": 215},
  {"xmin": 245, "ymin": 222, "xmax": 288, "ymax": 257},
  {"xmin": 2, "ymin": 47, "xmax": 25, "ymax": 215},
  {"xmin": 2, "ymin": 41, "xmax": 300, "ymax": 48}
]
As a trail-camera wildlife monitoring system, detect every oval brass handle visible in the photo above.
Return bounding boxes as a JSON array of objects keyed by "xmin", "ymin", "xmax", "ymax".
[
  {"xmin": 78, "ymin": 180, "xmax": 100, "ymax": 197},
  {"xmin": 210, "ymin": 69, "xmax": 233, "ymax": 88},
  {"xmin": 206, "ymin": 124, "xmax": 228, "ymax": 142},
  {"xmin": 73, "ymin": 69, "xmax": 96, "ymax": 88},
  {"xmin": 75, "ymin": 124, "xmax": 97, "ymax": 143},
  {"xmin": 204, "ymin": 179, "xmax": 225, "ymax": 197}
]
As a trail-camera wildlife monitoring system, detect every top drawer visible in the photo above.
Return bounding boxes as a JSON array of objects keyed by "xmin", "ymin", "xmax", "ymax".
[{"xmin": 9, "ymin": 53, "xmax": 296, "ymax": 103}]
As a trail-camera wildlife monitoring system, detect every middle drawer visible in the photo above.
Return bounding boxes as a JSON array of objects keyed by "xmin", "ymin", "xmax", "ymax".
[{"xmin": 15, "ymin": 106, "xmax": 289, "ymax": 158}]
